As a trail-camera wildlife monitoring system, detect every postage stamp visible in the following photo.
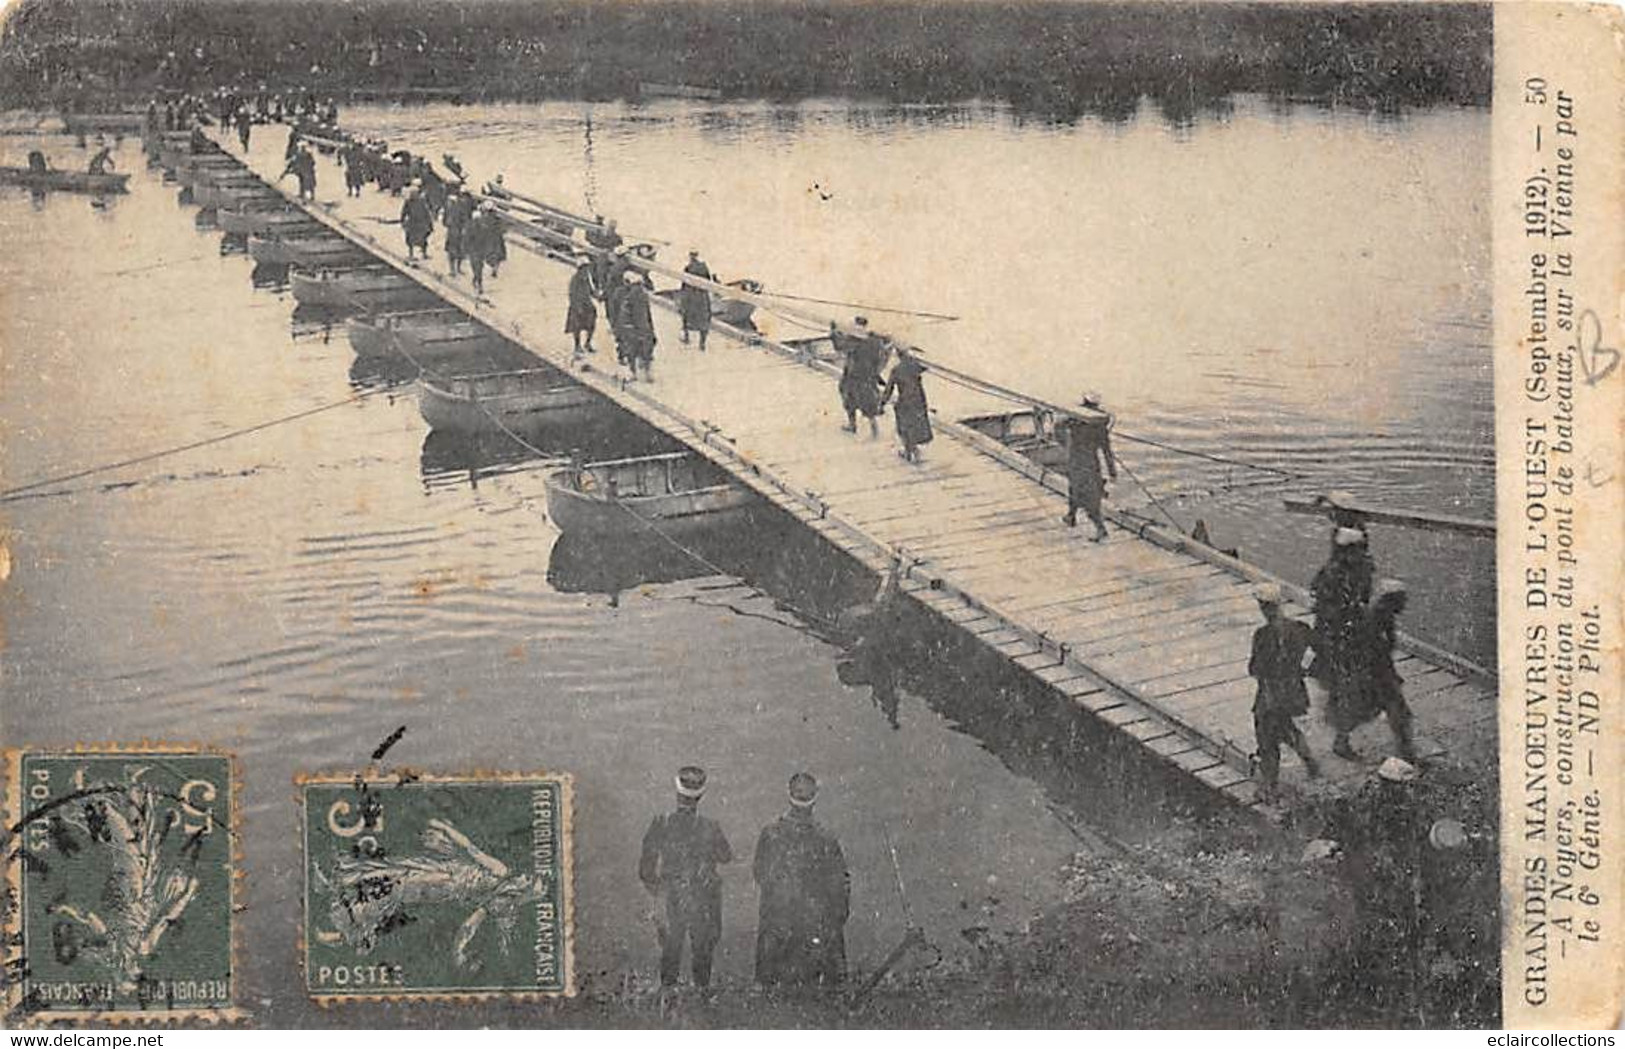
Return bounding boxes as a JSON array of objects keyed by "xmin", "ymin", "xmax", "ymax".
[
  {"xmin": 299, "ymin": 772, "xmax": 574, "ymax": 1000},
  {"xmin": 2, "ymin": 746, "xmax": 240, "ymax": 1024}
]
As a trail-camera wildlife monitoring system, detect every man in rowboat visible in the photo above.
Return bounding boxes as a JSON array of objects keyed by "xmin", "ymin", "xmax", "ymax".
[{"xmin": 86, "ymin": 139, "xmax": 115, "ymax": 176}]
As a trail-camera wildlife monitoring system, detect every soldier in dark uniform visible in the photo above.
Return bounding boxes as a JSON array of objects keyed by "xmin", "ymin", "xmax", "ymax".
[
  {"xmin": 1247, "ymin": 583, "xmax": 1322, "ymax": 800},
  {"xmin": 834, "ymin": 317, "xmax": 888, "ymax": 437},
  {"xmin": 586, "ymin": 217, "xmax": 622, "ymax": 291},
  {"xmin": 639, "ymin": 766, "xmax": 732, "ymax": 991},
  {"xmin": 234, "ymin": 105, "xmax": 252, "ymax": 151},
  {"xmin": 880, "ymin": 346, "xmax": 933, "ymax": 464},
  {"xmin": 752, "ymin": 772, "xmax": 851, "ymax": 989},
  {"xmin": 565, "ymin": 257, "xmax": 599, "ymax": 354},
  {"xmin": 280, "ymin": 145, "xmax": 317, "ymax": 201},
  {"xmin": 1060, "ymin": 393, "xmax": 1118, "ymax": 541},
  {"xmin": 616, "ymin": 270, "xmax": 657, "ymax": 382},
  {"xmin": 399, "ymin": 185, "xmax": 435, "ymax": 261},
  {"xmin": 86, "ymin": 138, "xmax": 114, "ymax": 175},
  {"xmin": 1312, "ymin": 527, "xmax": 1376, "ymax": 758},
  {"xmin": 679, "ymin": 250, "xmax": 713, "ymax": 350},
  {"xmin": 441, "ymin": 185, "xmax": 472, "ymax": 274},
  {"xmin": 465, "ymin": 203, "xmax": 504, "ymax": 293},
  {"xmin": 1348, "ymin": 579, "xmax": 1419, "ymax": 762}
]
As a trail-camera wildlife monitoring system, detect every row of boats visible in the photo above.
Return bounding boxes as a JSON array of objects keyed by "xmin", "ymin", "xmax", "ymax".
[
  {"xmin": 149, "ymin": 126, "xmax": 1069, "ymax": 544},
  {"xmin": 150, "ymin": 127, "xmax": 762, "ymax": 541}
]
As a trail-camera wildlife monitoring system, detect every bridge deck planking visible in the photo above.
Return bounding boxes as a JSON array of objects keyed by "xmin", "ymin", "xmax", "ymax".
[{"xmin": 222, "ymin": 131, "xmax": 1497, "ymax": 814}]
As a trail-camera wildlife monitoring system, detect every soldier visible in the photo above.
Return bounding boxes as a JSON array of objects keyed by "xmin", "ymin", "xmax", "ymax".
[
  {"xmin": 86, "ymin": 137, "xmax": 115, "ymax": 176},
  {"xmin": 1247, "ymin": 583, "xmax": 1321, "ymax": 800},
  {"xmin": 879, "ymin": 345, "xmax": 933, "ymax": 464},
  {"xmin": 1060, "ymin": 393, "xmax": 1118, "ymax": 541},
  {"xmin": 639, "ymin": 766, "xmax": 732, "ymax": 991},
  {"xmin": 399, "ymin": 184, "xmax": 435, "ymax": 262},
  {"xmin": 1312, "ymin": 527, "xmax": 1375, "ymax": 758},
  {"xmin": 466, "ymin": 204, "xmax": 505, "ymax": 293},
  {"xmin": 616, "ymin": 269, "xmax": 657, "ymax": 382},
  {"xmin": 679, "ymin": 250, "xmax": 713, "ymax": 350},
  {"xmin": 1347, "ymin": 578, "xmax": 1419, "ymax": 763},
  {"xmin": 834, "ymin": 317, "xmax": 887, "ymax": 438},
  {"xmin": 234, "ymin": 104, "xmax": 253, "ymax": 152},
  {"xmin": 280, "ymin": 144, "xmax": 317, "ymax": 202},
  {"xmin": 442, "ymin": 185, "xmax": 473, "ymax": 275},
  {"xmin": 565, "ymin": 256, "xmax": 599, "ymax": 355},
  {"xmin": 752, "ymin": 773, "xmax": 850, "ymax": 989}
]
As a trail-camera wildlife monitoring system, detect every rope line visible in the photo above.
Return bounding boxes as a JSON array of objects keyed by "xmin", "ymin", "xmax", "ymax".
[{"xmin": 0, "ymin": 391, "xmax": 385, "ymax": 502}]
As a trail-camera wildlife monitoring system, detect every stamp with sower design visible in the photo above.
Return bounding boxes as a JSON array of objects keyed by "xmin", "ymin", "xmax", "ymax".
[
  {"xmin": 299, "ymin": 771, "xmax": 574, "ymax": 1000},
  {"xmin": 3, "ymin": 746, "xmax": 240, "ymax": 1024}
]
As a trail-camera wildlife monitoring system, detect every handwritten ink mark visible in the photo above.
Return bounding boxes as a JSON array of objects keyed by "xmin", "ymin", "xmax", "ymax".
[
  {"xmin": 1577, "ymin": 309, "xmax": 1620, "ymax": 386},
  {"xmin": 371, "ymin": 725, "xmax": 408, "ymax": 762}
]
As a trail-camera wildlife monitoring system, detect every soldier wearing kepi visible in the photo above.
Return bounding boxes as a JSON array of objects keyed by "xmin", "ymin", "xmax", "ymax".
[
  {"xmin": 752, "ymin": 772, "xmax": 851, "ymax": 990},
  {"xmin": 638, "ymin": 766, "xmax": 732, "ymax": 992},
  {"xmin": 1247, "ymin": 583, "xmax": 1321, "ymax": 801},
  {"xmin": 1060, "ymin": 393, "xmax": 1118, "ymax": 541},
  {"xmin": 679, "ymin": 249, "xmax": 713, "ymax": 350}
]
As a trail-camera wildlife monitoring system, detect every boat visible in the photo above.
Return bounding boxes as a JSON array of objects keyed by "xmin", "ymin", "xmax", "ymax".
[
  {"xmin": 344, "ymin": 308, "xmax": 469, "ymax": 358},
  {"xmin": 416, "ymin": 368, "xmax": 602, "ymax": 434},
  {"xmin": 0, "ymin": 166, "xmax": 129, "ymax": 194},
  {"xmin": 249, "ymin": 232, "xmax": 363, "ymax": 267},
  {"xmin": 289, "ymin": 266, "xmax": 416, "ymax": 309},
  {"xmin": 657, "ymin": 277, "xmax": 760, "ymax": 328},
  {"xmin": 545, "ymin": 451, "xmax": 758, "ymax": 539},
  {"xmin": 280, "ymin": 235, "xmax": 372, "ymax": 270},
  {"xmin": 220, "ymin": 205, "xmax": 315, "ymax": 236},
  {"xmin": 716, "ymin": 279, "xmax": 761, "ymax": 327},
  {"xmin": 194, "ymin": 182, "xmax": 280, "ymax": 209},
  {"xmin": 392, "ymin": 321, "xmax": 509, "ymax": 365},
  {"xmin": 637, "ymin": 82, "xmax": 723, "ymax": 101},
  {"xmin": 62, "ymin": 112, "xmax": 144, "ymax": 135},
  {"xmin": 957, "ymin": 408, "xmax": 1067, "ymax": 470}
]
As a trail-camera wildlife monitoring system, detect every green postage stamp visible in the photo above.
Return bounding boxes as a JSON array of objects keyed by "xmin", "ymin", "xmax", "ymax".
[
  {"xmin": 3, "ymin": 746, "xmax": 239, "ymax": 1024},
  {"xmin": 299, "ymin": 772, "xmax": 574, "ymax": 1000}
]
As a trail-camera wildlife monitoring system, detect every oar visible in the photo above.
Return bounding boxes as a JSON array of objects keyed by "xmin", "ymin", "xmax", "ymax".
[{"xmin": 757, "ymin": 289, "xmax": 959, "ymax": 322}]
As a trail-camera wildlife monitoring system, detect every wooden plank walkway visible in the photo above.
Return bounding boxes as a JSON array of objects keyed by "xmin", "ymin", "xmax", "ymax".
[{"xmin": 206, "ymin": 130, "xmax": 1499, "ymax": 813}]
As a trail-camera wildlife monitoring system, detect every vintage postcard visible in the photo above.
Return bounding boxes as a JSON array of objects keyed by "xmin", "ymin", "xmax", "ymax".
[
  {"xmin": 2, "ymin": 746, "xmax": 240, "ymax": 1024},
  {"xmin": 298, "ymin": 771, "xmax": 573, "ymax": 1001},
  {"xmin": 0, "ymin": 0, "xmax": 1621, "ymax": 1032}
]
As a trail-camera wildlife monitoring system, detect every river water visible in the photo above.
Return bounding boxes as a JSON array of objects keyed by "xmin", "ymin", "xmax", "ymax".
[{"xmin": 0, "ymin": 96, "xmax": 1491, "ymax": 1021}]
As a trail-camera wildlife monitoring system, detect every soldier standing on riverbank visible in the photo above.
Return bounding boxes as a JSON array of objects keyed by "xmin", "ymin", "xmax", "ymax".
[
  {"xmin": 639, "ymin": 766, "xmax": 733, "ymax": 992},
  {"xmin": 752, "ymin": 773, "xmax": 851, "ymax": 990}
]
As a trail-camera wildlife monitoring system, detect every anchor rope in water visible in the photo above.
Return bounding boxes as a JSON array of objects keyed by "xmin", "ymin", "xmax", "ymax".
[{"xmin": 0, "ymin": 389, "xmax": 388, "ymax": 502}]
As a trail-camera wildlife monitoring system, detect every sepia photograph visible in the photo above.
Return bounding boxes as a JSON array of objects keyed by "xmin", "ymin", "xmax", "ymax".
[{"xmin": 0, "ymin": 0, "xmax": 1543, "ymax": 1030}]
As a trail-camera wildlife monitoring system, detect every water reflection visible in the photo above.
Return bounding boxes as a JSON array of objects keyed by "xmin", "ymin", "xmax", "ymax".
[{"xmin": 546, "ymin": 529, "xmax": 716, "ymax": 602}]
